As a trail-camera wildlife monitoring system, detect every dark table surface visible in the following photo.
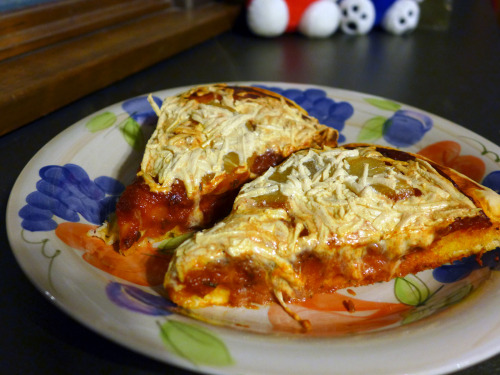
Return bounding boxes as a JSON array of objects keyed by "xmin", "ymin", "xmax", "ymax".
[{"xmin": 2, "ymin": 1, "xmax": 500, "ymax": 374}]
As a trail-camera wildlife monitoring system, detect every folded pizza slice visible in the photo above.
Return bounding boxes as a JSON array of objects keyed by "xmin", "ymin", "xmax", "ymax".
[
  {"xmin": 92, "ymin": 84, "xmax": 338, "ymax": 254},
  {"xmin": 164, "ymin": 144, "xmax": 500, "ymax": 323}
]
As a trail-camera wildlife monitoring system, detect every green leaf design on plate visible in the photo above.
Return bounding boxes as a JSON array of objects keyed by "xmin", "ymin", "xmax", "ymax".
[
  {"xmin": 157, "ymin": 232, "xmax": 194, "ymax": 253},
  {"xmin": 85, "ymin": 112, "xmax": 117, "ymax": 132},
  {"xmin": 443, "ymin": 283, "xmax": 473, "ymax": 306},
  {"xmin": 459, "ymin": 136, "xmax": 500, "ymax": 163},
  {"xmin": 402, "ymin": 305, "xmax": 434, "ymax": 325},
  {"xmin": 357, "ymin": 116, "xmax": 386, "ymax": 142},
  {"xmin": 21, "ymin": 230, "xmax": 60, "ymax": 292},
  {"xmin": 119, "ymin": 117, "xmax": 145, "ymax": 152},
  {"xmin": 394, "ymin": 275, "xmax": 430, "ymax": 306},
  {"xmin": 158, "ymin": 320, "xmax": 234, "ymax": 367},
  {"xmin": 364, "ymin": 98, "xmax": 401, "ymax": 112},
  {"xmin": 402, "ymin": 283, "xmax": 473, "ymax": 325}
]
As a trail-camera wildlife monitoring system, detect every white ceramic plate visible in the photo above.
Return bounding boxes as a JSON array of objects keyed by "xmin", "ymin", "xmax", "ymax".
[{"xmin": 7, "ymin": 82, "xmax": 500, "ymax": 375}]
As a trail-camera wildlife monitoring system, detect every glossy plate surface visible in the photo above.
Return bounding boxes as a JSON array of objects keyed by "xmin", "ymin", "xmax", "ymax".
[{"xmin": 7, "ymin": 82, "xmax": 500, "ymax": 375}]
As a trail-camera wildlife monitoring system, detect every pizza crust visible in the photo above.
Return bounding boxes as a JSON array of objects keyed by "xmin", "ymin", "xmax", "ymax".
[
  {"xmin": 92, "ymin": 84, "xmax": 338, "ymax": 253},
  {"xmin": 164, "ymin": 144, "xmax": 500, "ymax": 313}
]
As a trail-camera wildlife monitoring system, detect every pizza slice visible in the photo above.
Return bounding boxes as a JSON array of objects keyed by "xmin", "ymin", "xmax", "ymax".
[
  {"xmin": 91, "ymin": 84, "xmax": 338, "ymax": 254},
  {"xmin": 164, "ymin": 144, "xmax": 500, "ymax": 326}
]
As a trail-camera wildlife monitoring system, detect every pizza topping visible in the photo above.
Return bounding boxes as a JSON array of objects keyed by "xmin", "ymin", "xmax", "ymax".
[
  {"xmin": 116, "ymin": 178, "xmax": 194, "ymax": 250},
  {"xmin": 437, "ymin": 212, "xmax": 491, "ymax": 237},
  {"xmin": 98, "ymin": 84, "xmax": 338, "ymax": 252},
  {"xmin": 342, "ymin": 299, "xmax": 356, "ymax": 313},
  {"xmin": 140, "ymin": 84, "xmax": 335, "ymax": 197},
  {"xmin": 249, "ymin": 150, "xmax": 285, "ymax": 175},
  {"xmin": 166, "ymin": 145, "xmax": 491, "ymax": 308}
]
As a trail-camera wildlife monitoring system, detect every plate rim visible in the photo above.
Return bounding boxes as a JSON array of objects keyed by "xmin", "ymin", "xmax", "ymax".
[{"xmin": 6, "ymin": 81, "xmax": 500, "ymax": 375}]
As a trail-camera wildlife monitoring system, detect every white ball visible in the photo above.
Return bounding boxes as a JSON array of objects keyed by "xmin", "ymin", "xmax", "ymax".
[
  {"xmin": 382, "ymin": 0, "xmax": 420, "ymax": 35},
  {"xmin": 298, "ymin": 0, "xmax": 341, "ymax": 38},
  {"xmin": 247, "ymin": 0, "xmax": 289, "ymax": 37},
  {"xmin": 339, "ymin": 0, "xmax": 376, "ymax": 35}
]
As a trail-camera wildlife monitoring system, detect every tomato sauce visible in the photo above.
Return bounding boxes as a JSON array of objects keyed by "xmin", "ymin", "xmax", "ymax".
[
  {"xmin": 115, "ymin": 150, "xmax": 284, "ymax": 251},
  {"xmin": 199, "ymin": 186, "xmax": 241, "ymax": 227},
  {"xmin": 374, "ymin": 147, "xmax": 416, "ymax": 162},
  {"xmin": 169, "ymin": 212, "xmax": 494, "ymax": 309},
  {"xmin": 187, "ymin": 85, "xmax": 287, "ymax": 107},
  {"xmin": 116, "ymin": 178, "xmax": 193, "ymax": 249},
  {"xmin": 250, "ymin": 150, "xmax": 284, "ymax": 175},
  {"xmin": 229, "ymin": 85, "xmax": 282, "ymax": 102},
  {"xmin": 178, "ymin": 257, "xmax": 272, "ymax": 306},
  {"xmin": 437, "ymin": 212, "xmax": 491, "ymax": 237},
  {"xmin": 175, "ymin": 250, "xmax": 395, "ymax": 308},
  {"xmin": 187, "ymin": 91, "xmax": 222, "ymax": 103}
]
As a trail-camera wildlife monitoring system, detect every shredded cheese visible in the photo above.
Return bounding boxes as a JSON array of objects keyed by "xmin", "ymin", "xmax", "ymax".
[
  {"xmin": 140, "ymin": 85, "xmax": 334, "ymax": 197},
  {"xmin": 167, "ymin": 145, "xmax": 483, "ymax": 301}
]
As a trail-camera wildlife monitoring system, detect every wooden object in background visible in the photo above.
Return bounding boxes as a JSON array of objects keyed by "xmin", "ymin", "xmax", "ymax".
[
  {"xmin": 0, "ymin": 0, "xmax": 172, "ymax": 61},
  {"xmin": 0, "ymin": 1, "xmax": 242, "ymax": 136}
]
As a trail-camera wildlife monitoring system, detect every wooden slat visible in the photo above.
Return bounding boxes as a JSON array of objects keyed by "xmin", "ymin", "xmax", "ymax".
[
  {"xmin": 0, "ymin": 0, "xmax": 172, "ymax": 61},
  {"xmin": 0, "ymin": 0, "xmax": 151, "ymax": 30},
  {"xmin": 0, "ymin": 2, "xmax": 242, "ymax": 136}
]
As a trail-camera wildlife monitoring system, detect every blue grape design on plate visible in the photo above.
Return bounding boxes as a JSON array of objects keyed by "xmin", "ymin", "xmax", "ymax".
[
  {"xmin": 106, "ymin": 282, "xmax": 175, "ymax": 316},
  {"xmin": 122, "ymin": 96, "xmax": 163, "ymax": 126},
  {"xmin": 482, "ymin": 170, "xmax": 500, "ymax": 193},
  {"xmin": 432, "ymin": 249, "xmax": 500, "ymax": 284},
  {"xmin": 19, "ymin": 164, "xmax": 125, "ymax": 232},
  {"xmin": 254, "ymin": 85, "xmax": 354, "ymax": 143},
  {"xmin": 383, "ymin": 110, "xmax": 433, "ymax": 147},
  {"xmin": 358, "ymin": 98, "xmax": 433, "ymax": 147}
]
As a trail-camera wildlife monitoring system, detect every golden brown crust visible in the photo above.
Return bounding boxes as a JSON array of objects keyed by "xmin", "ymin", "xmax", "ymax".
[
  {"xmin": 166, "ymin": 224, "xmax": 500, "ymax": 309},
  {"xmin": 165, "ymin": 144, "xmax": 500, "ymax": 311},
  {"xmin": 96, "ymin": 84, "xmax": 338, "ymax": 254},
  {"xmin": 347, "ymin": 143, "xmax": 500, "ymax": 222}
]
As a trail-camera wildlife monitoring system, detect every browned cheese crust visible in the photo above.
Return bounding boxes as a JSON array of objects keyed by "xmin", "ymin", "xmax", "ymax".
[
  {"xmin": 165, "ymin": 144, "xmax": 500, "ymax": 311},
  {"xmin": 91, "ymin": 84, "xmax": 338, "ymax": 254}
]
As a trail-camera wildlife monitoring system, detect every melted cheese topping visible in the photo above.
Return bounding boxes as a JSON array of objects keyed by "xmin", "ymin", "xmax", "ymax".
[
  {"xmin": 166, "ymin": 146, "xmax": 483, "ymax": 298},
  {"xmin": 140, "ymin": 84, "xmax": 334, "ymax": 197}
]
